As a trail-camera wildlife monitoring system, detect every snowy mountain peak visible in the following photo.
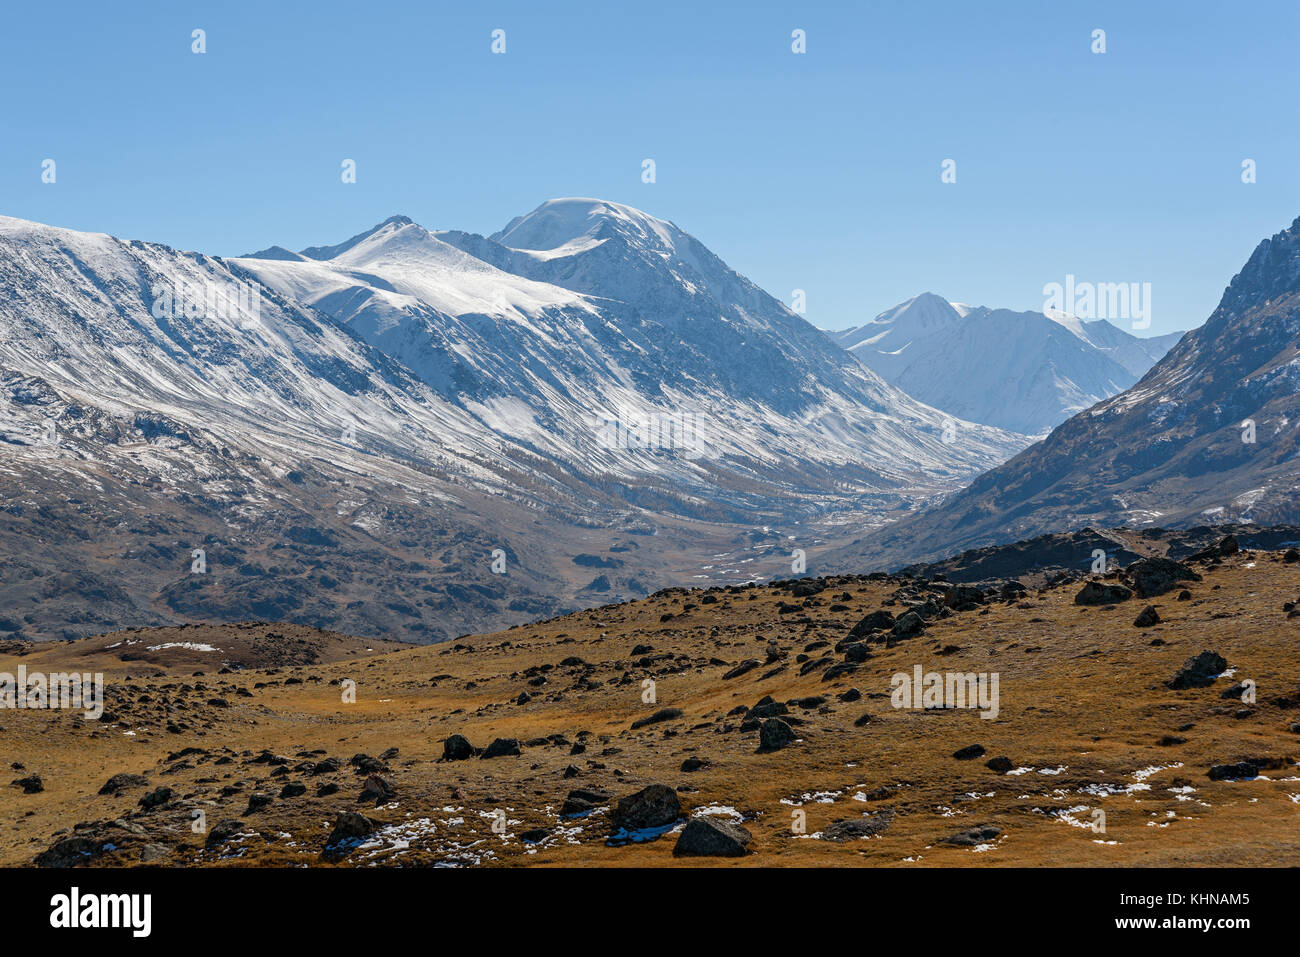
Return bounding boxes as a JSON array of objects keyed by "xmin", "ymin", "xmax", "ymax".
[
  {"xmin": 873, "ymin": 292, "xmax": 963, "ymax": 329},
  {"xmin": 830, "ymin": 292, "xmax": 1183, "ymax": 434},
  {"xmin": 295, "ymin": 214, "xmax": 421, "ymax": 262},
  {"xmin": 491, "ymin": 198, "xmax": 681, "ymax": 257}
]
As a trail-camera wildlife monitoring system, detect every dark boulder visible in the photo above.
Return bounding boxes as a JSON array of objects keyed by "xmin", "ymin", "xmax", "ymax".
[
  {"xmin": 1127, "ymin": 557, "xmax": 1201, "ymax": 598},
  {"xmin": 937, "ymin": 824, "xmax": 1001, "ymax": 847},
  {"xmin": 1133, "ymin": 605, "xmax": 1160, "ymax": 627},
  {"xmin": 440, "ymin": 734, "xmax": 476, "ymax": 761},
  {"xmin": 672, "ymin": 817, "xmax": 752, "ymax": 857},
  {"xmin": 138, "ymin": 786, "xmax": 173, "ymax": 810},
  {"xmin": 611, "ymin": 784, "xmax": 681, "ymax": 831},
  {"xmin": 849, "ymin": 610, "xmax": 895, "ymax": 638},
  {"xmin": 1168, "ymin": 651, "xmax": 1227, "ymax": 689},
  {"xmin": 823, "ymin": 809, "xmax": 895, "ymax": 842},
  {"xmin": 358, "ymin": 775, "xmax": 395, "ymax": 805},
  {"xmin": 630, "ymin": 707, "xmax": 684, "ymax": 730},
  {"xmin": 1075, "ymin": 581, "xmax": 1133, "ymax": 605},
  {"xmin": 560, "ymin": 788, "xmax": 612, "ymax": 818},
  {"xmin": 889, "ymin": 611, "xmax": 925, "ymax": 640},
  {"xmin": 1208, "ymin": 761, "xmax": 1259, "ymax": 781},
  {"xmin": 480, "ymin": 738, "xmax": 521, "ymax": 759},
  {"xmin": 758, "ymin": 717, "xmax": 797, "ymax": 752},
  {"xmin": 98, "ymin": 772, "xmax": 150, "ymax": 795}
]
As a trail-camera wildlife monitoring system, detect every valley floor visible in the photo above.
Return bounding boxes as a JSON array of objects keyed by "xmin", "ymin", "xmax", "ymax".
[{"xmin": 1, "ymin": 550, "xmax": 1297, "ymax": 867}]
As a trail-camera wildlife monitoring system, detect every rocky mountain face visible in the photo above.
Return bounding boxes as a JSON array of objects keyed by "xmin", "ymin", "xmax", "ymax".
[
  {"xmin": 0, "ymin": 203, "xmax": 1023, "ymax": 642},
  {"xmin": 829, "ymin": 293, "xmax": 1182, "ymax": 434},
  {"xmin": 831, "ymin": 216, "xmax": 1300, "ymax": 570},
  {"xmin": 239, "ymin": 200, "xmax": 1024, "ymax": 487}
]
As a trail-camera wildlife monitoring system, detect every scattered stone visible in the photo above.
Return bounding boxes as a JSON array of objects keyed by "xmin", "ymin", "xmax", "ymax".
[
  {"xmin": 1127, "ymin": 557, "xmax": 1201, "ymax": 598},
  {"xmin": 630, "ymin": 707, "xmax": 683, "ymax": 730},
  {"xmin": 849, "ymin": 610, "xmax": 895, "ymax": 638},
  {"xmin": 139, "ymin": 843, "xmax": 170, "ymax": 863},
  {"xmin": 98, "ymin": 772, "xmax": 149, "ymax": 796},
  {"xmin": 205, "ymin": 819, "xmax": 246, "ymax": 848},
  {"xmin": 1167, "ymin": 650, "xmax": 1227, "ymax": 689},
  {"xmin": 842, "ymin": 641, "xmax": 871, "ymax": 662},
  {"xmin": 481, "ymin": 738, "xmax": 522, "ymax": 759},
  {"xmin": 1208, "ymin": 761, "xmax": 1259, "ymax": 781},
  {"xmin": 358, "ymin": 775, "xmax": 395, "ymax": 805},
  {"xmin": 890, "ymin": 611, "xmax": 925, "ymax": 640},
  {"xmin": 611, "ymin": 784, "xmax": 681, "ymax": 831},
  {"xmin": 672, "ymin": 816, "xmax": 752, "ymax": 856},
  {"xmin": 1133, "ymin": 605, "xmax": 1160, "ymax": 628},
  {"xmin": 823, "ymin": 809, "xmax": 895, "ymax": 842},
  {"xmin": 944, "ymin": 584, "xmax": 986, "ymax": 609},
  {"xmin": 561, "ymin": 788, "xmax": 611, "ymax": 817},
  {"xmin": 11, "ymin": 774, "xmax": 43, "ymax": 794},
  {"xmin": 138, "ymin": 786, "xmax": 173, "ymax": 810},
  {"xmin": 323, "ymin": 811, "xmax": 374, "ymax": 859},
  {"xmin": 1189, "ymin": 535, "xmax": 1239, "ymax": 562},
  {"xmin": 1075, "ymin": 581, "xmax": 1133, "ymax": 605},
  {"xmin": 758, "ymin": 717, "xmax": 797, "ymax": 752},
  {"xmin": 441, "ymin": 734, "xmax": 475, "ymax": 761},
  {"xmin": 937, "ymin": 824, "xmax": 1001, "ymax": 847},
  {"xmin": 35, "ymin": 836, "xmax": 104, "ymax": 867},
  {"xmin": 722, "ymin": 659, "xmax": 760, "ymax": 680}
]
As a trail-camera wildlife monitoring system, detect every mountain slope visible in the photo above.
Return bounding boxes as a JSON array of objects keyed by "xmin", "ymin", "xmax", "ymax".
[
  {"xmin": 0, "ymin": 214, "xmax": 590, "ymax": 642},
  {"xmin": 0, "ymin": 205, "xmax": 1025, "ymax": 642},
  {"xmin": 830, "ymin": 216, "xmax": 1300, "ymax": 570},
  {"xmin": 830, "ymin": 293, "xmax": 1182, "ymax": 434},
  {"xmin": 239, "ymin": 201, "xmax": 1027, "ymax": 497}
]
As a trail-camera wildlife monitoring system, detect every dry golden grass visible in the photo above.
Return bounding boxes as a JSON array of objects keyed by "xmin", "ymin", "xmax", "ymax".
[{"xmin": 1, "ymin": 553, "xmax": 1297, "ymax": 867}]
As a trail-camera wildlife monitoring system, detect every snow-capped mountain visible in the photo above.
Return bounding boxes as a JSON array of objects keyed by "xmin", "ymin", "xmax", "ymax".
[
  {"xmin": 0, "ymin": 203, "xmax": 1025, "ymax": 642},
  {"xmin": 830, "ymin": 215, "xmax": 1300, "ymax": 570},
  {"xmin": 829, "ymin": 293, "xmax": 1182, "ymax": 434},
  {"xmin": 0, "ymin": 213, "xmax": 581, "ymax": 643},
  {"xmin": 238, "ymin": 200, "xmax": 1027, "ymax": 493}
]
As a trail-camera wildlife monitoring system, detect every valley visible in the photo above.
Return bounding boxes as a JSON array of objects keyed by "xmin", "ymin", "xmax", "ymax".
[{"xmin": 3, "ymin": 535, "xmax": 1295, "ymax": 868}]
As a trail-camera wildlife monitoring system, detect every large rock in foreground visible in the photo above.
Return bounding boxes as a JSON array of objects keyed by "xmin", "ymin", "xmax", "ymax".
[
  {"xmin": 672, "ymin": 817, "xmax": 753, "ymax": 857},
  {"xmin": 1127, "ymin": 557, "xmax": 1201, "ymax": 598},
  {"xmin": 1168, "ymin": 650, "xmax": 1227, "ymax": 689},
  {"xmin": 1075, "ymin": 581, "xmax": 1133, "ymax": 605},
  {"xmin": 611, "ymin": 784, "xmax": 681, "ymax": 832}
]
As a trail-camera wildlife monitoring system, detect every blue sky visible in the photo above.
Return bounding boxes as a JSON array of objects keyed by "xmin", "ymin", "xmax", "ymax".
[{"xmin": 3, "ymin": 0, "xmax": 1297, "ymax": 336}]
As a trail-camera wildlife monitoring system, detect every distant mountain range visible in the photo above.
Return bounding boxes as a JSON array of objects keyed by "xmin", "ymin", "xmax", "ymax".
[
  {"xmin": 828, "ymin": 293, "xmax": 1183, "ymax": 434},
  {"xmin": 0, "ymin": 201, "xmax": 1023, "ymax": 642},
  {"xmin": 831, "ymin": 215, "xmax": 1300, "ymax": 570}
]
